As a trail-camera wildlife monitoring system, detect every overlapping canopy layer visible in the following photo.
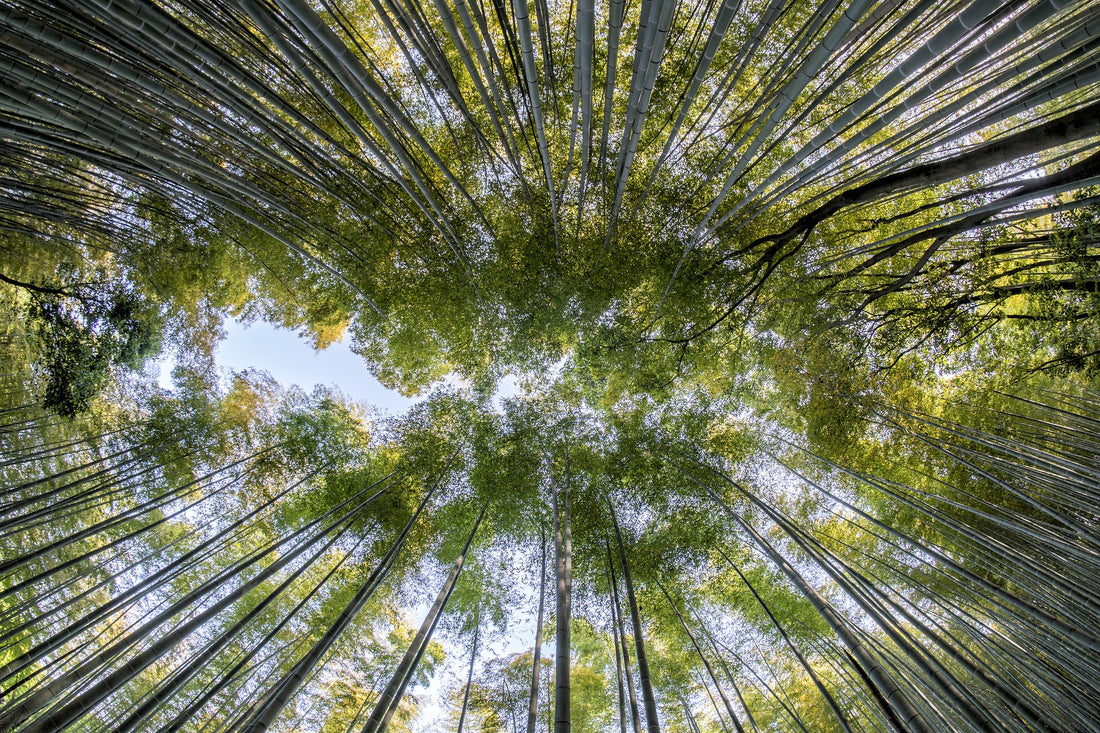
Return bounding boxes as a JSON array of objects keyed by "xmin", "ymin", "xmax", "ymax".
[{"xmin": 1, "ymin": 0, "xmax": 1099, "ymax": 730}]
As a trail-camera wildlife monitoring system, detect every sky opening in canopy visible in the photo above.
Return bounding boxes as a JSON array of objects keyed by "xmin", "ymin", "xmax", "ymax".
[{"xmin": 1, "ymin": 0, "xmax": 1099, "ymax": 730}]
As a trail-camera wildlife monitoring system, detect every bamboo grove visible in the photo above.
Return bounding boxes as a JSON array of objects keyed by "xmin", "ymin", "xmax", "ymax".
[{"xmin": 1, "ymin": 0, "xmax": 1099, "ymax": 730}]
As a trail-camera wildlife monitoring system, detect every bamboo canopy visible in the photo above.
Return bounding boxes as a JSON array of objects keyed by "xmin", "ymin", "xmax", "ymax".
[{"xmin": 1, "ymin": 0, "xmax": 1099, "ymax": 730}]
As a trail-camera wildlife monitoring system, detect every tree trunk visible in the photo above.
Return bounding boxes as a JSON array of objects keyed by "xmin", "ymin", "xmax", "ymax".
[
  {"xmin": 655, "ymin": 579, "xmax": 744, "ymax": 733},
  {"xmin": 6, "ymin": 477, "xmax": 386, "ymax": 733},
  {"xmin": 700, "ymin": 625, "xmax": 758, "ymax": 733},
  {"xmin": 0, "ymin": 468, "xmax": 379, "ymax": 727},
  {"xmin": 686, "ymin": 471, "xmax": 933, "ymax": 733},
  {"xmin": 721, "ymin": 467, "xmax": 1003, "ymax": 731},
  {"xmin": 158, "ymin": 533, "xmax": 363, "ymax": 733},
  {"xmin": 681, "ymin": 696, "xmax": 702, "ymax": 733},
  {"xmin": 457, "ymin": 605, "xmax": 480, "ymax": 733},
  {"xmin": 361, "ymin": 502, "xmax": 487, "ymax": 733},
  {"xmin": 242, "ymin": 478, "xmax": 440, "ymax": 732},
  {"xmin": 553, "ymin": 479, "xmax": 572, "ymax": 733},
  {"xmin": 714, "ymin": 548, "xmax": 851, "ymax": 733},
  {"xmin": 0, "ymin": 469, "xmax": 306, "ymax": 689},
  {"xmin": 608, "ymin": 541, "xmax": 643, "ymax": 733},
  {"xmin": 607, "ymin": 559, "xmax": 627, "ymax": 733},
  {"xmin": 758, "ymin": 101, "xmax": 1100, "ymax": 259},
  {"xmin": 528, "ymin": 525, "xmax": 548, "ymax": 733},
  {"xmin": 609, "ymin": 499, "xmax": 660, "ymax": 733},
  {"xmin": 114, "ymin": 522, "xmax": 359, "ymax": 733}
]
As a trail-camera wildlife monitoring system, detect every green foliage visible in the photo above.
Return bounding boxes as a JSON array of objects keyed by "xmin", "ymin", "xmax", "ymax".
[
  {"xmin": 2, "ymin": 1, "xmax": 1099, "ymax": 732},
  {"xmin": 26, "ymin": 280, "xmax": 162, "ymax": 418}
]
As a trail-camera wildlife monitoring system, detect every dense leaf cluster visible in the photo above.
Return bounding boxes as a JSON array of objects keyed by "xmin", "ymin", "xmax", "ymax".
[{"xmin": 1, "ymin": 0, "xmax": 1099, "ymax": 730}]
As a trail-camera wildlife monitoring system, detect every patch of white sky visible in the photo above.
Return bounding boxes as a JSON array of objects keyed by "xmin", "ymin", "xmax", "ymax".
[{"xmin": 156, "ymin": 317, "xmax": 522, "ymax": 414}]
